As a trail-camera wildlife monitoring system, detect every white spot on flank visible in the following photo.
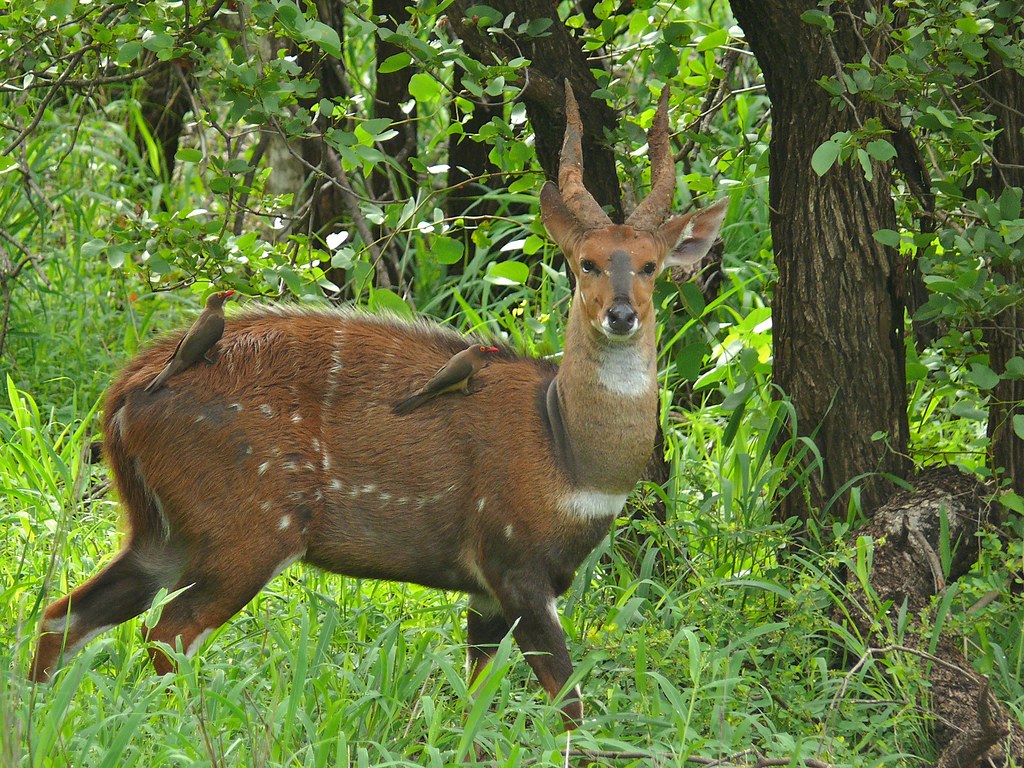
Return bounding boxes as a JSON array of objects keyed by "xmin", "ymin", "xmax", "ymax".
[
  {"xmin": 561, "ymin": 490, "xmax": 629, "ymax": 520},
  {"xmin": 322, "ymin": 453, "xmax": 332, "ymax": 471},
  {"xmin": 229, "ymin": 403, "xmax": 243, "ymax": 412},
  {"xmin": 259, "ymin": 404, "xmax": 274, "ymax": 417},
  {"xmin": 596, "ymin": 343, "xmax": 652, "ymax": 397},
  {"xmin": 504, "ymin": 524, "xmax": 514, "ymax": 539},
  {"xmin": 378, "ymin": 492, "xmax": 392, "ymax": 503},
  {"xmin": 311, "ymin": 438, "xmax": 321, "ymax": 452},
  {"xmin": 360, "ymin": 484, "xmax": 376, "ymax": 494},
  {"xmin": 194, "ymin": 414, "xmax": 205, "ymax": 423},
  {"xmin": 261, "ymin": 501, "xmax": 272, "ymax": 512},
  {"xmin": 185, "ymin": 628, "xmax": 215, "ymax": 658},
  {"xmin": 258, "ymin": 461, "xmax": 271, "ymax": 475},
  {"xmin": 279, "ymin": 515, "xmax": 291, "ymax": 530},
  {"xmin": 330, "ymin": 478, "xmax": 343, "ymax": 491},
  {"xmin": 477, "ymin": 497, "xmax": 487, "ymax": 513},
  {"xmin": 282, "ymin": 461, "xmax": 298, "ymax": 471},
  {"xmin": 397, "ymin": 497, "xmax": 408, "ymax": 506},
  {"xmin": 291, "ymin": 413, "xmax": 302, "ymax": 423}
]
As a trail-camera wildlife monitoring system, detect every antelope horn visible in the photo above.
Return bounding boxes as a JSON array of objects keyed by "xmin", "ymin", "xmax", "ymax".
[
  {"xmin": 557, "ymin": 80, "xmax": 612, "ymax": 229},
  {"xmin": 625, "ymin": 88, "xmax": 676, "ymax": 231}
]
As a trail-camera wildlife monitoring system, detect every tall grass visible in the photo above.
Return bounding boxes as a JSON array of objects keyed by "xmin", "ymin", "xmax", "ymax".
[{"xmin": 3, "ymin": 53, "xmax": 1022, "ymax": 768}]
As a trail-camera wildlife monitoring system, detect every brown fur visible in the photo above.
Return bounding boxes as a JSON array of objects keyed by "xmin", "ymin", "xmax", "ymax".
[{"xmin": 31, "ymin": 85, "xmax": 727, "ymax": 732}]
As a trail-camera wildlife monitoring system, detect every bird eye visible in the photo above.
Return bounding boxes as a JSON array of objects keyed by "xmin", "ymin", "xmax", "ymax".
[
  {"xmin": 642, "ymin": 262, "xmax": 657, "ymax": 276},
  {"xmin": 580, "ymin": 259, "xmax": 596, "ymax": 274}
]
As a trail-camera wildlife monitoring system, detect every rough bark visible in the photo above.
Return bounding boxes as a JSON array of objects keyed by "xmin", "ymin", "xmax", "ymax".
[
  {"xmin": 370, "ymin": 0, "xmax": 417, "ymax": 204},
  {"xmin": 839, "ymin": 466, "xmax": 1024, "ymax": 766},
  {"xmin": 444, "ymin": 66, "xmax": 504, "ymax": 274},
  {"xmin": 980, "ymin": 48, "xmax": 1024, "ymax": 499},
  {"xmin": 135, "ymin": 60, "xmax": 193, "ymax": 181},
  {"xmin": 729, "ymin": 1, "xmax": 910, "ymax": 527},
  {"xmin": 446, "ymin": 0, "xmax": 623, "ymax": 219}
]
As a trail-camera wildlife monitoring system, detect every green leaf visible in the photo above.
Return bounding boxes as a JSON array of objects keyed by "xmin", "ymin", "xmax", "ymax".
[
  {"xmin": 678, "ymin": 282, "xmax": 705, "ymax": 318},
  {"xmin": 906, "ymin": 362, "xmax": 928, "ymax": 382},
  {"xmin": 175, "ymin": 147, "xmax": 203, "ymax": 163},
  {"xmin": 800, "ymin": 9, "xmax": 834, "ymax": 31},
  {"xmin": 431, "ymin": 236, "xmax": 464, "ymax": 265},
  {"xmin": 950, "ymin": 401, "xmax": 986, "ymax": 420},
  {"xmin": 866, "ymin": 139, "xmax": 897, "ymax": 161},
  {"xmin": 524, "ymin": 17, "xmax": 552, "ymax": 36},
  {"xmin": 378, "ymin": 52, "xmax": 412, "ymax": 74},
  {"xmin": 966, "ymin": 363, "xmax": 999, "ymax": 390},
  {"xmin": 1014, "ymin": 414, "xmax": 1024, "ymax": 441},
  {"xmin": 107, "ymin": 246, "xmax": 129, "ymax": 269},
  {"xmin": 873, "ymin": 229, "xmax": 901, "ymax": 248},
  {"xmin": 856, "ymin": 148, "xmax": 872, "ymax": 181},
  {"xmin": 484, "ymin": 260, "xmax": 529, "ymax": 286},
  {"xmin": 304, "ymin": 20, "xmax": 341, "ymax": 58},
  {"xmin": 696, "ymin": 27, "xmax": 728, "ymax": 52},
  {"xmin": 81, "ymin": 239, "xmax": 106, "ymax": 258},
  {"xmin": 117, "ymin": 41, "xmax": 143, "ymax": 66},
  {"xmin": 369, "ymin": 288, "xmax": 413, "ymax": 317},
  {"xmin": 408, "ymin": 72, "xmax": 439, "ymax": 103},
  {"xmin": 141, "ymin": 31, "xmax": 174, "ymax": 54},
  {"xmin": 1000, "ymin": 491, "xmax": 1024, "ymax": 514},
  {"xmin": 675, "ymin": 341, "xmax": 709, "ymax": 382},
  {"xmin": 811, "ymin": 140, "xmax": 841, "ymax": 176},
  {"xmin": 463, "ymin": 5, "xmax": 503, "ymax": 26},
  {"xmin": 44, "ymin": 0, "xmax": 74, "ymax": 19},
  {"xmin": 722, "ymin": 399, "xmax": 747, "ymax": 447}
]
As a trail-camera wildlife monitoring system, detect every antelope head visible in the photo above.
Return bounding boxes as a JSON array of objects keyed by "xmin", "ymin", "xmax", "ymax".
[{"xmin": 541, "ymin": 82, "xmax": 728, "ymax": 341}]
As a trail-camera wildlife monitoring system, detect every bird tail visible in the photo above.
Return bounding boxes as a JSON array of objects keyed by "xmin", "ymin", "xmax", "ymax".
[
  {"xmin": 143, "ymin": 363, "xmax": 175, "ymax": 393},
  {"xmin": 393, "ymin": 393, "xmax": 430, "ymax": 416}
]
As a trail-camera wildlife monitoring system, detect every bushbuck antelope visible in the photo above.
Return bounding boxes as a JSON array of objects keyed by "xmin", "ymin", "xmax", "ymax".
[{"xmin": 32, "ymin": 83, "xmax": 727, "ymax": 728}]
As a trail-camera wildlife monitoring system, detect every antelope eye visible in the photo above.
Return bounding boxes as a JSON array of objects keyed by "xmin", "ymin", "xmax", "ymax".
[
  {"xmin": 642, "ymin": 262, "xmax": 657, "ymax": 276},
  {"xmin": 580, "ymin": 259, "xmax": 596, "ymax": 274}
]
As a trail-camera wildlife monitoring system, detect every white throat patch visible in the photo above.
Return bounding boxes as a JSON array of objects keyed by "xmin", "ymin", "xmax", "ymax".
[
  {"xmin": 560, "ymin": 490, "xmax": 629, "ymax": 520},
  {"xmin": 596, "ymin": 343, "xmax": 652, "ymax": 397}
]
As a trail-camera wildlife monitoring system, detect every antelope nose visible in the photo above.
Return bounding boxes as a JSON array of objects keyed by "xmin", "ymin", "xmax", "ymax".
[{"xmin": 606, "ymin": 302, "xmax": 638, "ymax": 336}]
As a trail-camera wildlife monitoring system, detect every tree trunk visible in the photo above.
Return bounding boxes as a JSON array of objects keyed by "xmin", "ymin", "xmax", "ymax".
[
  {"xmin": 729, "ymin": 1, "xmax": 910, "ymax": 527},
  {"xmin": 839, "ymin": 467, "xmax": 1024, "ymax": 766},
  {"xmin": 981, "ymin": 48, "xmax": 1024, "ymax": 499},
  {"xmin": 135, "ymin": 60, "xmax": 193, "ymax": 183},
  {"xmin": 370, "ymin": 0, "xmax": 416, "ymax": 204},
  {"xmin": 444, "ymin": 66, "xmax": 503, "ymax": 273},
  {"xmin": 446, "ymin": 0, "xmax": 622, "ymax": 219}
]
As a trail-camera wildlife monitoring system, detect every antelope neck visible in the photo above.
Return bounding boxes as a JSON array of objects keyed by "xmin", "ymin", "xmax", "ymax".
[{"xmin": 553, "ymin": 301, "xmax": 658, "ymax": 493}]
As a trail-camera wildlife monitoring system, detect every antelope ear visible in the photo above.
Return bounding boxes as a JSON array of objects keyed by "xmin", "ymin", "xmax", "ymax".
[
  {"xmin": 658, "ymin": 197, "xmax": 729, "ymax": 273},
  {"xmin": 541, "ymin": 182, "xmax": 586, "ymax": 263}
]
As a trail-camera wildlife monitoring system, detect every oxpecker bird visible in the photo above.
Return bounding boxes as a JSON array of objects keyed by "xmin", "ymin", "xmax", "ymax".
[
  {"xmin": 393, "ymin": 344, "xmax": 499, "ymax": 415},
  {"xmin": 145, "ymin": 290, "xmax": 235, "ymax": 393}
]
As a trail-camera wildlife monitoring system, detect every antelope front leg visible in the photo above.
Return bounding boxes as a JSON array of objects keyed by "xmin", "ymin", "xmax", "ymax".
[
  {"xmin": 466, "ymin": 593, "xmax": 510, "ymax": 689},
  {"xmin": 490, "ymin": 579, "xmax": 581, "ymax": 730}
]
